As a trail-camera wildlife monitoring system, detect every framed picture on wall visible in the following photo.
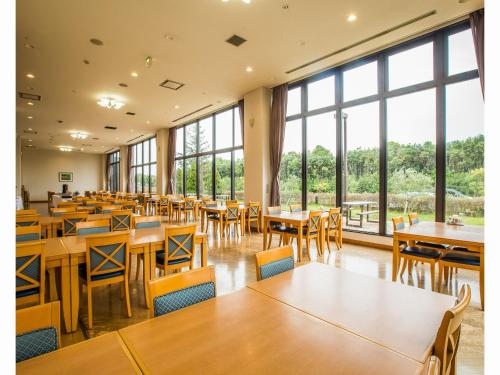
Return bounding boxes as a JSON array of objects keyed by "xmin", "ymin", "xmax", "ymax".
[{"xmin": 59, "ymin": 172, "xmax": 73, "ymax": 182}]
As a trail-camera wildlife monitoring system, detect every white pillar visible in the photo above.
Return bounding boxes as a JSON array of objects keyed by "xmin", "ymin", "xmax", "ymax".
[
  {"xmin": 119, "ymin": 145, "xmax": 128, "ymax": 192},
  {"xmin": 156, "ymin": 128, "xmax": 169, "ymax": 195}
]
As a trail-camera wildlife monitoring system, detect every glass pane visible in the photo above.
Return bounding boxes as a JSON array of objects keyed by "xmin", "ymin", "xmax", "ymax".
[
  {"xmin": 307, "ymin": 75, "xmax": 335, "ymax": 111},
  {"xmin": 445, "ymin": 79, "xmax": 483, "ymax": 225},
  {"xmin": 279, "ymin": 119, "xmax": 302, "ymax": 209},
  {"xmin": 150, "ymin": 138, "xmax": 157, "ymax": 162},
  {"xmin": 129, "ymin": 167, "xmax": 136, "ymax": 193},
  {"xmin": 143, "ymin": 139, "xmax": 150, "ymax": 164},
  {"xmin": 234, "ymin": 108, "xmax": 242, "ymax": 147},
  {"xmin": 116, "ymin": 151, "xmax": 120, "ymax": 161},
  {"xmin": 234, "ymin": 149, "xmax": 244, "ymax": 202},
  {"xmin": 136, "ymin": 166, "xmax": 143, "ymax": 193},
  {"xmin": 199, "ymin": 117, "xmax": 213, "ymax": 152},
  {"xmin": 215, "ymin": 152, "xmax": 231, "ymax": 201},
  {"xmin": 343, "ymin": 61, "xmax": 378, "ymax": 102},
  {"xmin": 342, "ymin": 102, "xmax": 379, "ymax": 233},
  {"xmin": 185, "ymin": 123, "xmax": 197, "ymax": 155},
  {"xmin": 306, "ymin": 112, "xmax": 336, "ymax": 210},
  {"xmin": 185, "ymin": 158, "xmax": 197, "ymax": 196},
  {"xmin": 175, "ymin": 160, "xmax": 184, "ymax": 195},
  {"xmin": 286, "ymin": 87, "xmax": 301, "ymax": 117},
  {"xmin": 136, "ymin": 142, "xmax": 143, "ymax": 165},
  {"xmin": 199, "ymin": 155, "xmax": 213, "ymax": 198},
  {"xmin": 176, "ymin": 128, "xmax": 184, "ymax": 157},
  {"xmin": 388, "ymin": 42, "xmax": 433, "ymax": 90},
  {"xmin": 386, "ymin": 89, "xmax": 436, "ymax": 233},
  {"xmin": 130, "ymin": 145, "xmax": 136, "ymax": 166},
  {"xmin": 215, "ymin": 110, "xmax": 233, "ymax": 150},
  {"xmin": 448, "ymin": 28, "xmax": 478, "ymax": 75},
  {"xmin": 150, "ymin": 164, "xmax": 157, "ymax": 193},
  {"xmin": 143, "ymin": 165, "xmax": 150, "ymax": 193}
]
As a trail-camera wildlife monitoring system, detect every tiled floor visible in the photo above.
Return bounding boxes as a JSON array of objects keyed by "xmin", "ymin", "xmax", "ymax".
[{"xmin": 32, "ymin": 203, "xmax": 484, "ymax": 374}]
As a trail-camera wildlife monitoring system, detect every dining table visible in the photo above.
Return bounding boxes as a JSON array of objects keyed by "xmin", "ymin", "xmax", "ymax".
[
  {"xmin": 393, "ymin": 221, "xmax": 484, "ymax": 309},
  {"xmin": 168, "ymin": 199, "xmax": 202, "ymax": 221},
  {"xmin": 200, "ymin": 204, "xmax": 247, "ymax": 240}
]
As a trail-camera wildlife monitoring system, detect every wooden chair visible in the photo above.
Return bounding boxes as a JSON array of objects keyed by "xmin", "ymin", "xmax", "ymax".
[
  {"xmin": 134, "ymin": 215, "xmax": 161, "ymax": 229},
  {"xmin": 289, "ymin": 204, "xmax": 302, "ymax": 213},
  {"xmin": 79, "ymin": 232, "xmax": 131, "ymax": 328},
  {"xmin": 204, "ymin": 200, "xmax": 220, "ymax": 233},
  {"xmin": 61, "ymin": 212, "xmax": 88, "ymax": 236},
  {"xmin": 226, "ymin": 199, "xmax": 238, "ymax": 204},
  {"xmin": 16, "ymin": 215, "xmax": 41, "ymax": 227},
  {"xmin": 148, "ymin": 266, "xmax": 216, "ymax": 318},
  {"xmin": 100, "ymin": 205, "xmax": 122, "ymax": 214},
  {"xmin": 122, "ymin": 200, "xmax": 138, "ymax": 214},
  {"xmin": 183, "ymin": 197, "xmax": 196, "ymax": 222},
  {"xmin": 16, "ymin": 209, "xmax": 38, "ymax": 216},
  {"xmin": 16, "ymin": 301, "xmax": 61, "ymax": 363},
  {"xmin": 426, "ymin": 356, "xmax": 441, "ymax": 375},
  {"xmin": 157, "ymin": 196, "xmax": 170, "ymax": 217},
  {"xmin": 16, "ymin": 241, "xmax": 45, "ymax": 307},
  {"xmin": 223, "ymin": 202, "xmax": 240, "ymax": 238},
  {"xmin": 51, "ymin": 207, "xmax": 76, "ymax": 217},
  {"xmin": 392, "ymin": 217, "xmax": 441, "ymax": 291},
  {"xmin": 255, "ymin": 245, "xmax": 294, "ymax": 281},
  {"xmin": 75, "ymin": 219, "xmax": 111, "ymax": 235},
  {"xmin": 154, "ymin": 224, "xmax": 197, "ymax": 276},
  {"xmin": 47, "ymin": 191, "xmax": 55, "ymax": 209},
  {"xmin": 286, "ymin": 210, "xmax": 322, "ymax": 260},
  {"xmin": 245, "ymin": 201, "xmax": 261, "ymax": 235},
  {"xmin": 110, "ymin": 210, "xmax": 132, "ymax": 231},
  {"xmin": 325, "ymin": 208, "xmax": 342, "ymax": 252},
  {"xmin": 16, "ymin": 225, "xmax": 42, "ymax": 242},
  {"xmin": 437, "ymin": 248, "xmax": 480, "ymax": 294},
  {"xmin": 266, "ymin": 206, "xmax": 289, "ymax": 249},
  {"xmin": 408, "ymin": 213, "xmax": 449, "ymax": 250},
  {"xmin": 433, "ymin": 284, "xmax": 471, "ymax": 375}
]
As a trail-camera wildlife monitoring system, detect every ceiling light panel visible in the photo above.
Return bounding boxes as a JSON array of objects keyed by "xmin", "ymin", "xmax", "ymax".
[{"xmin": 159, "ymin": 79, "xmax": 184, "ymax": 90}]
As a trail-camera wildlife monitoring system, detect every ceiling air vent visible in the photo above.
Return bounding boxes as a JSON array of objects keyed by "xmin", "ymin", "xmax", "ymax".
[
  {"xmin": 125, "ymin": 112, "xmax": 135, "ymax": 116},
  {"xmin": 104, "ymin": 125, "xmax": 117, "ymax": 130},
  {"xmin": 173, "ymin": 104, "xmax": 213, "ymax": 123},
  {"xmin": 104, "ymin": 148, "xmax": 114, "ymax": 153},
  {"xmin": 159, "ymin": 79, "xmax": 184, "ymax": 91},
  {"xmin": 18, "ymin": 92, "xmax": 41, "ymax": 101},
  {"xmin": 226, "ymin": 34, "xmax": 247, "ymax": 47},
  {"xmin": 23, "ymin": 129, "xmax": 38, "ymax": 135},
  {"xmin": 127, "ymin": 134, "xmax": 144, "ymax": 143}
]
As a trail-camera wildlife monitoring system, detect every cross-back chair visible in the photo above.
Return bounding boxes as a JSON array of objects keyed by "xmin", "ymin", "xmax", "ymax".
[
  {"xmin": 16, "ymin": 225, "xmax": 42, "ymax": 242},
  {"xmin": 245, "ymin": 201, "xmax": 261, "ymax": 235},
  {"xmin": 286, "ymin": 210, "xmax": 323, "ymax": 260},
  {"xmin": 409, "ymin": 212, "xmax": 449, "ymax": 251},
  {"xmin": 224, "ymin": 202, "xmax": 240, "ymax": 238},
  {"xmin": 79, "ymin": 232, "xmax": 131, "ymax": 328},
  {"xmin": 155, "ymin": 224, "xmax": 197, "ymax": 276},
  {"xmin": 266, "ymin": 206, "xmax": 289, "ymax": 249},
  {"xmin": 16, "ymin": 215, "xmax": 41, "ymax": 227},
  {"xmin": 325, "ymin": 207, "xmax": 342, "ymax": 252},
  {"xmin": 16, "ymin": 241, "xmax": 45, "ymax": 307},
  {"xmin": 204, "ymin": 200, "xmax": 220, "ymax": 233},
  {"xmin": 111, "ymin": 210, "xmax": 133, "ymax": 231},
  {"xmin": 183, "ymin": 197, "xmax": 196, "ymax": 222},
  {"xmin": 51, "ymin": 207, "xmax": 76, "ymax": 217},
  {"xmin": 289, "ymin": 204, "xmax": 302, "ymax": 213},
  {"xmin": 255, "ymin": 245, "xmax": 294, "ymax": 281},
  {"xmin": 148, "ymin": 266, "xmax": 216, "ymax": 318},
  {"xmin": 100, "ymin": 204, "xmax": 121, "ymax": 214},
  {"xmin": 61, "ymin": 212, "xmax": 88, "ymax": 236},
  {"xmin": 75, "ymin": 219, "xmax": 111, "ymax": 236}
]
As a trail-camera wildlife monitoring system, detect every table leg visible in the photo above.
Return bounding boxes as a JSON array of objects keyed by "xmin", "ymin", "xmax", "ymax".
[
  {"xmin": 392, "ymin": 234, "xmax": 400, "ymax": 281},
  {"xmin": 219, "ymin": 215, "xmax": 224, "ymax": 240},
  {"xmin": 240, "ymin": 210, "xmax": 245, "ymax": 236},
  {"xmin": 298, "ymin": 222, "xmax": 303, "ymax": 262},
  {"xmin": 201, "ymin": 208, "xmax": 206, "ymax": 232},
  {"xmin": 200, "ymin": 237, "xmax": 208, "ymax": 267},
  {"xmin": 319, "ymin": 218, "xmax": 325, "ymax": 254},
  {"xmin": 59, "ymin": 259, "xmax": 72, "ymax": 333},
  {"xmin": 69, "ymin": 254, "xmax": 80, "ymax": 332},
  {"xmin": 263, "ymin": 217, "xmax": 268, "ymax": 250}
]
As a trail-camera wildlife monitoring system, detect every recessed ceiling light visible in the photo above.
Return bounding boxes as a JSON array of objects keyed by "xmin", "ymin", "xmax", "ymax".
[
  {"xmin": 59, "ymin": 146, "xmax": 72, "ymax": 152},
  {"xmin": 130, "ymin": 129, "xmax": 135, "ymax": 133},
  {"xmin": 174, "ymin": 105, "xmax": 180, "ymax": 109},
  {"xmin": 27, "ymin": 116, "xmax": 33, "ymax": 119},
  {"xmin": 26, "ymin": 73, "xmax": 35, "ymax": 79},
  {"xmin": 28, "ymin": 139, "xmax": 32, "ymax": 142},
  {"xmin": 242, "ymin": 0, "xmax": 251, "ymax": 3},
  {"xmin": 222, "ymin": 0, "xmax": 229, "ymax": 2},
  {"xmin": 24, "ymin": 43, "xmax": 35, "ymax": 49},
  {"xmin": 347, "ymin": 14, "xmax": 357, "ymax": 22},
  {"xmin": 146, "ymin": 120, "xmax": 151, "ymax": 124},
  {"xmin": 70, "ymin": 132, "xmax": 88, "ymax": 140},
  {"xmin": 97, "ymin": 98, "xmax": 125, "ymax": 109},
  {"xmin": 27, "ymin": 102, "xmax": 34, "ymax": 106},
  {"xmin": 246, "ymin": 66, "xmax": 253, "ymax": 72},
  {"xmin": 28, "ymin": 128, "xmax": 32, "ymax": 131},
  {"xmin": 131, "ymin": 72, "xmax": 138, "ymax": 77}
]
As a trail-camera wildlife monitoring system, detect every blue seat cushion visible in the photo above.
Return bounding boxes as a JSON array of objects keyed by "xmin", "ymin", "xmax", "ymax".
[
  {"xmin": 441, "ymin": 252, "xmax": 480, "ymax": 266},
  {"xmin": 270, "ymin": 223, "xmax": 289, "ymax": 232},
  {"xmin": 16, "ymin": 327, "xmax": 58, "ymax": 362},
  {"xmin": 153, "ymin": 282, "xmax": 216, "ymax": 317},
  {"xmin": 401, "ymin": 246, "xmax": 441, "ymax": 259},
  {"xmin": 287, "ymin": 227, "xmax": 316, "ymax": 235},
  {"xmin": 16, "ymin": 233, "xmax": 41, "ymax": 242},
  {"xmin": 16, "ymin": 287, "xmax": 39, "ymax": 298},
  {"xmin": 260, "ymin": 256, "xmax": 294, "ymax": 280},
  {"xmin": 79, "ymin": 264, "xmax": 125, "ymax": 281},
  {"xmin": 156, "ymin": 252, "xmax": 190, "ymax": 266},
  {"xmin": 77, "ymin": 226, "xmax": 109, "ymax": 235},
  {"xmin": 136, "ymin": 221, "xmax": 161, "ymax": 229},
  {"xmin": 416, "ymin": 241, "xmax": 449, "ymax": 250},
  {"xmin": 451, "ymin": 246, "xmax": 472, "ymax": 253},
  {"xmin": 207, "ymin": 213, "xmax": 220, "ymax": 219}
]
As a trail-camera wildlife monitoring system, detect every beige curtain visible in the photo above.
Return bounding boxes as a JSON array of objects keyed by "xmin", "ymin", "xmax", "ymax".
[
  {"xmin": 166, "ymin": 127, "xmax": 177, "ymax": 194},
  {"xmin": 470, "ymin": 9, "xmax": 484, "ymax": 98},
  {"xmin": 238, "ymin": 99, "xmax": 244, "ymax": 145}
]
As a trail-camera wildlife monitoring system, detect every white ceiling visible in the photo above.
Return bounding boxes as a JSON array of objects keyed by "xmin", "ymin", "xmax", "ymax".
[{"xmin": 16, "ymin": 0, "xmax": 483, "ymax": 153}]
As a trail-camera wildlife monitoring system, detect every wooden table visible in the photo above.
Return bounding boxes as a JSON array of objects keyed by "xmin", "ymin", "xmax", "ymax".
[
  {"xmin": 200, "ymin": 204, "xmax": 247, "ymax": 240},
  {"xmin": 248, "ymin": 262, "xmax": 455, "ymax": 364},
  {"xmin": 393, "ymin": 221, "xmax": 484, "ymax": 309},
  {"xmin": 62, "ymin": 225, "xmax": 208, "ymax": 331},
  {"xmin": 16, "ymin": 332, "xmax": 141, "ymax": 374},
  {"xmin": 169, "ymin": 199, "xmax": 201, "ymax": 221},
  {"xmin": 118, "ymin": 288, "xmax": 422, "ymax": 374},
  {"xmin": 262, "ymin": 211, "xmax": 328, "ymax": 261}
]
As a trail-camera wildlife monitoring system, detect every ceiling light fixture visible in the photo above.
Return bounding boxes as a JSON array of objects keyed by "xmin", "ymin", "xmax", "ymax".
[
  {"xmin": 24, "ymin": 43, "xmax": 35, "ymax": 49},
  {"xmin": 70, "ymin": 132, "xmax": 88, "ymax": 140},
  {"xmin": 246, "ymin": 66, "xmax": 253, "ymax": 72},
  {"xmin": 174, "ymin": 105, "xmax": 180, "ymax": 109},
  {"xmin": 28, "ymin": 128, "xmax": 32, "ymax": 131},
  {"xmin": 27, "ymin": 116, "xmax": 33, "ymax": 119},
  {"xmin": 27, "ymin": 102, "xmax": 34, "ymax": 106},
  {"xmin": 347, "ymin": 13, "xmax": 357, "ymax": 22},
  {"xmin": 97, "ymin": 98, "xmax": 125, "ymax": 109},
  {"xmin": 26, "ymin": 73, "xmax": 35, "ymax": 79},
  {"xmin": 131, "ymin": 72, "xmax": 138, "ymax": 77},
  {"xmin": 59, "ymin": 146, "xmax": 72, "ymax": 152}
]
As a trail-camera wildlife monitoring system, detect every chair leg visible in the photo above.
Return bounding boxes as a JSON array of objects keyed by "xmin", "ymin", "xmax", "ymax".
[
  {"xmin": 48, "ymin": 268, "xmax": 59, "ymax": 301},
  {"xmin": 124, "ymin": 280, "xmax": 132, "ymax": 318},
  {"xmin": 315, "ymin": 237, "xmax": 321, "ymax": 257},
  {"xmin": 408, "ymin": 260, "xmax": 413, "ymax": 275},
  {"xmin": 438, "ymin": 262, "xmax": 443, "ymax": 292},
  {"xmin": 267, "ymin": 233, "xmax": 273, "ymax": 249},
  {"xmin": 399, "ymin": 258, "xmax": 408, "ymax": 278},
  {"xmin": 87, "ymin": 286, "xmax": 93, "ymax": 329},
  {"xmin": 430, "ymin": 262, "xmax": 436, "ymax": 291},
  {"xmin": 325, "ymin": 229, "xmax": 331, "ymax": 253},
  {"xmin": 306, "ymin": 238, "xmax": 311, "ymax": 261},
  {"xmin": 135, "ymin": 254, "xmax": 141, "ymax": 280}
]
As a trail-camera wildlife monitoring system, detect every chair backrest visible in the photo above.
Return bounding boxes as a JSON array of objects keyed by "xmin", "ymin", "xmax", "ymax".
[
  {"xmin": 16, "ymin": 215, "xmax": 41, "ymax": 227},
  {"xmin": 100, "ymin": 205, "xmax": 121, "ymax": 214},
  {"xmin": 391, "ymin": 216, "xmax": 406, "ymax": 231},
  {"xmin": 426, "ymin": 356, "xmax": 441, "ymax": 375},
  {"xmin": 255, "ymin": 245, "xmax": 294, "ymax": 281},
  {"xmin": 85, "ymin": 200, "xmax": 99, "ymax": 207},
  {"xmin": 51, "ymin": 207, "xmax": 76, "ymax": 217},
  {"xmin": 185, "ymin": 197, "xmax": 195, "ymax": 209},
  {"xmin": 433, "ymin": 284, "xmax": 471, "ymax": 375},
  {"xmin": 164, "ymin": 224, "xmax": 196, "ymax": 264},
  {"xmin": 16, "ymin": 301, "xmax": 61, "ymax": 362},
  {"xmin": 16, "ymin": 209, "xmax": 38, "ymax": 216},
  {"xmin": 134, "ymin": 215, "xmax": 162, "ymax": 229},
  {"xmin": 205, "ymin": 200, "xmax": 217, "ymax": 208},
  {"xmin": 289, "ymin": 204, "xmax": 302, "ymax": 213},
  {"xmin": 328, "ymin": 207, "xmax": 341, "ymax": 230},
  {"xmin": 85, "ymin": 232, "xmax": 129, "ymax": 282},
  {"xmin": 148, "ymin": 266, "xmax": 216, "ymax": 318},
  {"xmin": 61, "ymin": 212, "xmax": 88, "ymax": 236},
  {"xmin": 57, "ymin": 201, "xmax": 78, "ymax": 208},
  {"xmin": 226, "ymin": 199, "xmax": 238, "ymax": 204},
  {"xmin": 307, "ymin": 210, "xmax": 323, "ymax": 234},
  {"xmin": 248, "ymin": 202, "xmax": 260, "ymax": 218},
  {"xmin": 408, "ymin": 212, "xmax": 420, "ymax": 225},
  {"xmin": 111, "ymin": 210, "xmax": 133, "ymax": 231},
  {"xmin": 16, "ymin": 225, "xmax": 41, "ymax": 242},
  {"xmin": 76, "ymin": 219, "xmax": 111, "ymax": 235},
  {"xmin": 226, "ymin": 202, "xmax": 239, "ymax": 221},
  {"xmin": 16, "ymin": 241, "xmax": 45, "ymax": 302}
]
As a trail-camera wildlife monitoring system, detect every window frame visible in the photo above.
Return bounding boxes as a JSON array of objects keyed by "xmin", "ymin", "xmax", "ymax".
[
  {"xmin": 107, "ymin": 150, "xmax": 120, "ymax": 193},
  {"xmin": 130, "ymin": 137, "xmax": 157, "ymax": 194}
]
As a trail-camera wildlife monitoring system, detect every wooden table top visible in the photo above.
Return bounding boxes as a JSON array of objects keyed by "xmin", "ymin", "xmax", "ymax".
[
  {"xmin": 118, "ymin": 288, "xmax": 422, "ymax": 374},
  {"xmin": 16, "ymin": 332, "xmax": 141, "ymax": 374},
  {"xmin": 264, "ymin": 210, "xmax": 329, "ymax": 222},
  {"xmin": 44, "ymin": 238, "xmax": 68, "ymax": 260},
  {"xmin": 247, "ymin": 262, "xmax": 455, "ymax": 363},
  {"xmin": 202, "ymin": 204, "xmax": 247, "ymax": 212},
  {"xmin": 394, "ymin": 221, "xmax": 484, "ymax": 246}
]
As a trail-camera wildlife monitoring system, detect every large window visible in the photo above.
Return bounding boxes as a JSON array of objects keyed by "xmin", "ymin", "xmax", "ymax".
[
  {"xmin": 107, "ymin": 151, "xmax": 120, "ymax": 192},
  {"xmin": 175, "ymin": 105, "xmax": 244, "ymax": 201},
  {"xmin": 130, "ymin": 137, "xmax": 157, "ymax": 193},
  {"xmin": 281, "ymin": 21, "xmax": 482, "ymax": 234}
]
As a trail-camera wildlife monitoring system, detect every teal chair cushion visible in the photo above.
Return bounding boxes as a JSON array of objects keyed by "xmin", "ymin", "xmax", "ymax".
[
  {"xmin": 76, "ymin": 226, "xmax": 109, "ymax": 235},
  {"xmin": 260, "ymin": 256, "xmax": 294, "ymax": 280},
  {"xmin": 153, "ymin": 282, "xmax": 215, "ymax": 317},
  {"xmin": 16, "ymin": 233, "xmax": 40, "ymax": 242},
  {"xmin": 16, "ymin": 327, "xmax": 58, "ymax": 362},
  {"xmin": 136, "ymin": 221, "xmax": 161, "ymax": 229}
]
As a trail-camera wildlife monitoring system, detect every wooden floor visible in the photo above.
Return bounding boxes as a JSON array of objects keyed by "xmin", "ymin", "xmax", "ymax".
[{"xmin": 31, "ymin": 203, "xmax": 483, "ymax": 375}]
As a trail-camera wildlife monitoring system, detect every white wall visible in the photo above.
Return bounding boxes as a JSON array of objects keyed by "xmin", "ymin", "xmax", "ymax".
[{"xmin": 21, "ymin": 148, "xmax": 103, "ymax": 201}]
